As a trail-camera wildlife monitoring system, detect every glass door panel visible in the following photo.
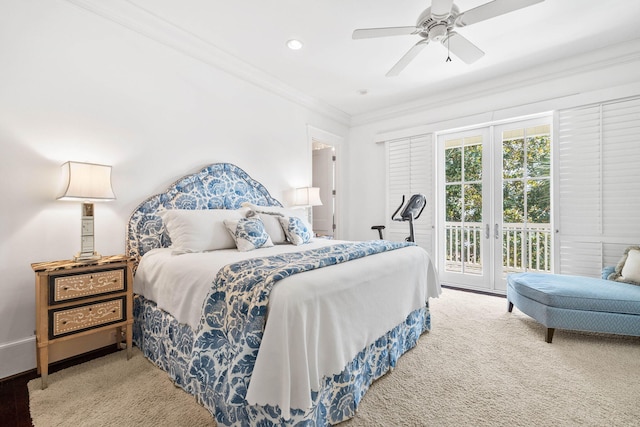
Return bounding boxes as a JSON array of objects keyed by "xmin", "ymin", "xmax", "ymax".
[
  {"xmin": 439, "ymin": 129, "xmax": 490, "ymax": 289},
  {"xmin": 495, "ymin": 121, "xmax": 552, "ymax": 290}
]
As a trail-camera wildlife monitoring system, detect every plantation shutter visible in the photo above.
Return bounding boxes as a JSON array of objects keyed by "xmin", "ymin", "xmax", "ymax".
[
  {"xmin": 557, "ymin": 96, "xmax": 640, "ymax": 276},
  {"xmin": 386, "ymin": 134, "xmax": 434, "ymax": 253}
]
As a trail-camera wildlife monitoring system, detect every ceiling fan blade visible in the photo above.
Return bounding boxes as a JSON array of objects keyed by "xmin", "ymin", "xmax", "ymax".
[
  {"xmin": 456, "ymin": 0, "xmax": 544, "ymax": 27},
  {"xmin": 352, "ymin": 26, "xmax": 419, "ymax": 39},
  {"xmin": 442, "ymin": 32, "xmax": 484, "ymax": 64},
  {"xmin": 430, "ymin": 0, "xmax": 454, "ymax": 20},
  {"xmin": 386, "ymin": 40, "xmax": 429, "ymax": 77}
]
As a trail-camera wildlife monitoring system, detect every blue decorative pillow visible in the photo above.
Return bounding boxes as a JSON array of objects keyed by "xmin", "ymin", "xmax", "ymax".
[
  {"xmin": 224, "ymin": 217, "xmax": 274, "ymax": 252},
  {"xmin": 278, "ymin": 216, "xmax": 312, "ymax": 245},
  {"xmin": 241, "ymin": 203, "xmax": 312, "ymax": 244}
]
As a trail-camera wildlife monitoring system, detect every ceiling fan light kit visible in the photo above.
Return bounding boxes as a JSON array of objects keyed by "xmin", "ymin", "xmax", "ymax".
[{"xmin": 352, "ymin": 0, "xmax": 545, "ymax": 76}]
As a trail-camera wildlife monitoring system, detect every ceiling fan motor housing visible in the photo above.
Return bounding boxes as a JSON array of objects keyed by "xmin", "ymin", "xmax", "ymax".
[{"xmin": 417, "ymin": 5, "xmax": 459, "ymax": 41}]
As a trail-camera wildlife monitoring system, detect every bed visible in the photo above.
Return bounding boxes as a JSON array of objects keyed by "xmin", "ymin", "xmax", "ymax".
[{"xmin": 127, "ymin": 163, "xmax": 440, "ymax": 425}]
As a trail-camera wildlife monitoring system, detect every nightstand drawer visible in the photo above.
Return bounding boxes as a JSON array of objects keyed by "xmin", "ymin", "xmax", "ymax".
[
  {"xmin": 50, "ymin": 268, "xmax": 126, "ymax": 304},
  {"xmin": 49, "ymin": 297, "xmax": 126, "ymax": 339}
]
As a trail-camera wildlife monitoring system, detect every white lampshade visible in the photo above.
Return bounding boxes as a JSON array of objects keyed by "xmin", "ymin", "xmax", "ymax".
[
  {"xmin": 294, "ymin": 187, "xmax": 322, "ymax": 207},
  {"xmin": 57, "ymin": 161, "xmax": 116, "ymax": 201}
]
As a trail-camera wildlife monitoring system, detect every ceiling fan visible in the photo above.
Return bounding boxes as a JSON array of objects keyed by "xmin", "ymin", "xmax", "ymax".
[{"xmin": 352, "ymin": 0, "xmax": 545, "ymax": 76}]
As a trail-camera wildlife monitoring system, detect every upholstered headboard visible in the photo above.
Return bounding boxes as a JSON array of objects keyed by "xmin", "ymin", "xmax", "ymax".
[{"xmin": 126, "ymin": 163, "xmax": 282, "ymax": 267}]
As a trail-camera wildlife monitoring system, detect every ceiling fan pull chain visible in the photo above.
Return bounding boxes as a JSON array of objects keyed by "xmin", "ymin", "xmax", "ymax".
[{"xmin": 446, "ymin": 31, "xmax": 452, "ymax": 62}]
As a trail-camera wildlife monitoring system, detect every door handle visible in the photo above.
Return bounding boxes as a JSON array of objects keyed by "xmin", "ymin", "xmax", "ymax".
[
  {"xmin": 495, "ymin": 224, "xmax": 499, "ymax": 239},
  {"xmin": 485, "ymin": 224, "xmax": 490, "ymax": 239}
]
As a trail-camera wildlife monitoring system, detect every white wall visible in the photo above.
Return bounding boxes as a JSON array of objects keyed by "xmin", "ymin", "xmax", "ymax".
[
  {"xmin": 343, "ymin": 40, "xmax": 640, "ymax": 243},
  {"xmin": 0, "ymin": 0, "xmax": 347, "ymax": 378}
]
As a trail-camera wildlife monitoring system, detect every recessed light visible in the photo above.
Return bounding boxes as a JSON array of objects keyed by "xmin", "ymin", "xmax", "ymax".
[{"xmin": 286, "ymin": 39, "xmax": 303, "ymax": 50}]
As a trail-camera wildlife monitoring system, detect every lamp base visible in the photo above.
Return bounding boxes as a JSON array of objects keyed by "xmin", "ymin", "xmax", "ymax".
[
  {"xmin": 76, "ymin": 202, "xmax": 100, "ymax": 262},
  {"xmin": 73, "ymin": 252, "xmax": 102, "ymax": 262}
]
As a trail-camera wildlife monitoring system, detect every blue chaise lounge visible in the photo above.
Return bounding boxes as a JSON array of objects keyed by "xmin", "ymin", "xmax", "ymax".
[{"xmin": 507, "ymin": 271, "xmax": 640, "ymax": 343}]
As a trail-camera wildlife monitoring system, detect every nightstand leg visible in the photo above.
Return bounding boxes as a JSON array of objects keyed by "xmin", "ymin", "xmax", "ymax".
[
  {"xmin": 126, "ymin": 324, "xmax": 133, "ymax": 359},
  {"xmin": 39, "ymin": 345, "xmax": 49, "ymax": 389},
  {"xmin": 115, "ymin": 326, "xmax": 122, "ymax": 350}
]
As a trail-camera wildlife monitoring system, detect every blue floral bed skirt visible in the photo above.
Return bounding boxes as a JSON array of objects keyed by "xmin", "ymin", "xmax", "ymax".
[{"xmin": 133, "ymin": 295, "xmax": 430, "ymax": 426}]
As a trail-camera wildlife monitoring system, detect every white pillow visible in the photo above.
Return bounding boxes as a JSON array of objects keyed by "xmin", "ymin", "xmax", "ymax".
[
  {"xmin": 224, "ymin": 217, "xmax": 274, "ymax": 252},
  {"xmin": 242, "ymin": 203, "xmax": 312, "ymax": 244},
  {"xmin": 278, "ymin": 216, "xmax": 313, "ymax": 246},
  {"xmin": 159, "ymin": 208, "xmax": 248, "ymax": 252},
  {"xmin": 620, "ymin": 248, "xmax": 640, "ymax": 284}
]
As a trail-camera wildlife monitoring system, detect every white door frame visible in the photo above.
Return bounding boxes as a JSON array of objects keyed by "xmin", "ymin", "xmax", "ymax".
[
  {"xmin": 436, "ymin": 115, "xmax": 553, "ymax": 293},
  {"xmin": 437, "ymin": 127, "xmax": 493, "ymax": 291},
  {"xmin": 307, "ymin": 125, "xmax": 343, "ymax": 239},
  {"xmin": 492, "ymin": 116, "xmax": 553, "ymax": 291}
]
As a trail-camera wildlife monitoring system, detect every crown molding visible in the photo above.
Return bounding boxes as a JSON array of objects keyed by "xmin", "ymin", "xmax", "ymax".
[
  {"xmin": 351, "ymin": 38, "xmax": 640, "ymax": 127},
  {"xmin": 64, "ymin": 0, "xmax": 351, "ymax": 126}
]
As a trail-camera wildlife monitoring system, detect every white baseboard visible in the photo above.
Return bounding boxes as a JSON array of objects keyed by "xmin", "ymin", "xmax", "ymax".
[
  {"xmin": 0, "ymin": 331, "xmax": 118, "ymax": 380},
  {"xmin": 0, "ymin": 336, "xmax": 36, "ymax": 379}
]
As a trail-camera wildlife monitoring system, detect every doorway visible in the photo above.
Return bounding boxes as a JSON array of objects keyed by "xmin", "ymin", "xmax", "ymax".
[
  {"xmin": 437, "ymin": 117, "xmax": 552, "ymax": 292},
  {"xmin": 312, "ymin": 145, "xmax": 335, "ymax": 237},
  {"xmin": 308, "ymin": 125, "xmax": 342, "ymax": 239}
]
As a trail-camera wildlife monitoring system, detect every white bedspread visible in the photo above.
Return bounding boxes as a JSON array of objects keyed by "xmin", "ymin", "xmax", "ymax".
[{"xmin": 134, "ymin": 239, "xmax": 440, "ymax": 414}]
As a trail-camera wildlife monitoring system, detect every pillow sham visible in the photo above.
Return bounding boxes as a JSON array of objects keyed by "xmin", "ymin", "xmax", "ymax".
[
  {"xmin": 159, "ymin": 208, "xmax": 248, "ymax": 252},
  {"xmin": 608, "ymin": 245, "xmax": 640, "ymax": 286},
  {"xmin": 242, "ymin": 203, "xmax": 312, "ymax": 244},
  {"xmin": 224, "ymin": 217, "xmax": 274, "ymax": 252},
  {"xmin": 245, "ymin": 209, "xmax": 287, "ymax": 244},
  {"xmin": 278, "ymin": 216, "xmax": 312, "ymax": 246}
]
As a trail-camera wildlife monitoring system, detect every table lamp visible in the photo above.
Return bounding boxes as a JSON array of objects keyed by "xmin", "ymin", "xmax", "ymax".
[
  {"xmin": 57, "ymin": 161, "xmax": 116, "ymax": 261},
  {"xmin": 293, "ymin": 187, "xmax": 323, "ymax": 225}
]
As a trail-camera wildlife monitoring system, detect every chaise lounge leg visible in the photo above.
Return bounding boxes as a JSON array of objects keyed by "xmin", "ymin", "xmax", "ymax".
[
  {"xmin": 545, "ymin": 328, "xmax": 555, "ymax": 343},
  {"xmin": 508, "ymin": 301, "xmax": 514, "ymax": 312}
]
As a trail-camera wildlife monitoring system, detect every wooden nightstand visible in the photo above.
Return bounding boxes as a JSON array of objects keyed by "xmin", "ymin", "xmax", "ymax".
[{"xmin": 31, "ymin": 255, "xmax": 134, "ymax": 389}]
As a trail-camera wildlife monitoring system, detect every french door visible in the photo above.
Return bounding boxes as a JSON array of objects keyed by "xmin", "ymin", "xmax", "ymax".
[{"xmin": 437, "ymin": 117, "xmax": 552, "ymax": 292}]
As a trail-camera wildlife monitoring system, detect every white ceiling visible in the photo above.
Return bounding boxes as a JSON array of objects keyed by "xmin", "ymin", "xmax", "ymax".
[{"xmin": 125, "ymin": 0, "xmax": 640, "ymax": 118}]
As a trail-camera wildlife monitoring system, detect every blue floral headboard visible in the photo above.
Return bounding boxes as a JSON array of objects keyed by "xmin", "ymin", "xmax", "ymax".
[{"xmin": 126, "ymin": 163, "xmax": 282, "ymax": 266}]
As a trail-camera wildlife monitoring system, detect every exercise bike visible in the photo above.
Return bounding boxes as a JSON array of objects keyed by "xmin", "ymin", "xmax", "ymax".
[{"xmin": 371, "ymin": 194, "xmax": 426, "ymax": 243}]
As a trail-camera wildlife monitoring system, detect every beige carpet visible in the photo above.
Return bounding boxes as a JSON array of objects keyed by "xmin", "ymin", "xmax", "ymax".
[{"xmin": 29, "ymin": 289, "xmax": 640, "ymax": 426}]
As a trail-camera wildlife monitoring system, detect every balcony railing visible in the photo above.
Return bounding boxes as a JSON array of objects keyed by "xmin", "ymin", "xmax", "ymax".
[{"xmin": 445, "ymin": 222, "xmax": 552, "ymax": 274}]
